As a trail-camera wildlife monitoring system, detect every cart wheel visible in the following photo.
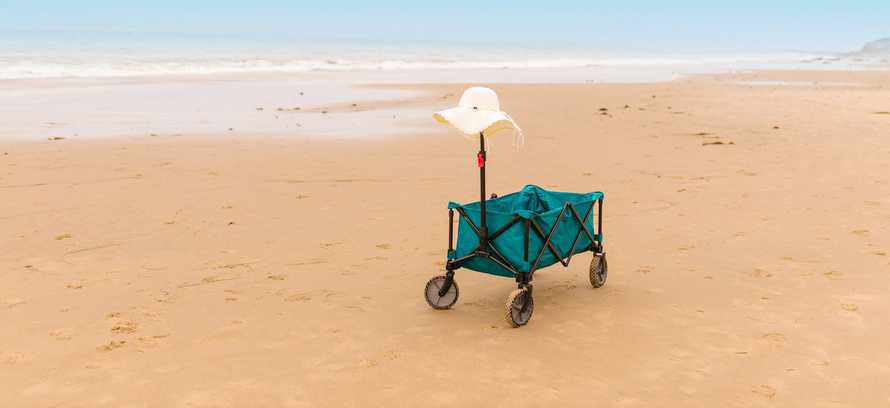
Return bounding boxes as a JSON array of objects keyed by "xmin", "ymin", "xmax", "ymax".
[
  {"xmin": 589, "ymin": 253, "xmax": 608, "ymax": 288},
  {"xmin": 504, "ymin": 288, "xmax": 534, "ymax": 327},
  {"xmin": 424, "ymin": 275, "xmax": 459, "ymax": 310}
]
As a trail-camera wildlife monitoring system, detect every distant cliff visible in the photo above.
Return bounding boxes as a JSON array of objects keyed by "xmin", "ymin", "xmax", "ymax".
[{"xmin": 855, "ymin": 38, "xmax": 890, "ymax": 56}]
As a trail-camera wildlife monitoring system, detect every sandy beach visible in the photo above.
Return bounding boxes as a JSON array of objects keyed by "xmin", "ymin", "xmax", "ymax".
[{"xmin": 3, "ymin": 69, "xmax": 890, "ymax": 406}]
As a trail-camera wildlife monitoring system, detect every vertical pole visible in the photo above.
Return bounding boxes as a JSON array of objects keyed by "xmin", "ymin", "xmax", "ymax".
[
  {"xmin": 448, "ymin": 209, "xmax": 454, "ymax": 252},
  {"xmin": 478, "ymin": 132, "xmax": 488, "ymax": 246},
  {"xmin": 597, "ymin": 197, "xmax": 604, "ymax": 251}
]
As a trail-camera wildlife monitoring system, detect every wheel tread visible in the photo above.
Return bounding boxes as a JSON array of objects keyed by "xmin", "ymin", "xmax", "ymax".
[{"xmin": 589, "ymin": 253, "xmax": 608, "ymax": 288}]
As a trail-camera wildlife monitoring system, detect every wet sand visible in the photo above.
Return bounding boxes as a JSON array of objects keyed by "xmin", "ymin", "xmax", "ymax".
[{"xmin": 2, "ymin": 70, "xmax": 890, "ymax": 406}]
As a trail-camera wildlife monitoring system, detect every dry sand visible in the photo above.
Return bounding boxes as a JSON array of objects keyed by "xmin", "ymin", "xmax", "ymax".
[{"xmin": 2, "ymin": 70, "xmax": 890, "ymax": 406}]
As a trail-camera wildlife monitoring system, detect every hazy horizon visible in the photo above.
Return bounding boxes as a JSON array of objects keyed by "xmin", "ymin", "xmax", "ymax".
[{"xmin": 1, "ymin": 1, "xmax": 889, "ymax": 54}]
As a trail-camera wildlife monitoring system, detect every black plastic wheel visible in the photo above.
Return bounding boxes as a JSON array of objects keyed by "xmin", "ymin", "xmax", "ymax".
[
  {"xmin": 424, "ymin": 275, "xmax": 459, "ymax": 310},
  {"xmin": 590, "ymin": 252, "xmax": 608, "ymax": 288},
  {"xmin": 505, "ymin": 288, "xmax": 534, "ymax": 327}
]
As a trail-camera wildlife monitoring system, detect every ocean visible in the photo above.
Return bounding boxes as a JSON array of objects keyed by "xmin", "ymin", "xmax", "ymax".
[
  {"xmin": 0, "ymin": 30, "xmax": 835, "ymax": 81},
  {"xmin": 0, "ymin": 30, "xmax": 878, "ymax": 140}
]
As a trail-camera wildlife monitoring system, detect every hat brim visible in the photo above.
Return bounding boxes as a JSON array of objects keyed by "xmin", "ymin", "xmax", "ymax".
[{"xmin": 433, "ymin": 107, "xmax": 520, "ymax": 138}]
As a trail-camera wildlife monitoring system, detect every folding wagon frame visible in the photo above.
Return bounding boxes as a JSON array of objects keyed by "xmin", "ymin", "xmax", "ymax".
[{"xmin": 424, "ymin": 132, "xmax": 608, "ymax": 327}]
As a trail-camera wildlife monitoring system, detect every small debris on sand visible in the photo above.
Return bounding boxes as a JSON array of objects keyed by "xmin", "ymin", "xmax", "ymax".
[
  {"xmin": 598, "ymin": 107, "xmax": 608, "ymax": 112},
  {"xmin": 256, "ymin": 107, "xmax": 264, "ymax": 111},
  {"xmin": 55, "ymin": 233, "xmax": 73, "ymax": 240},
  {"xmin": 321, "ymin": 110, "xmax": 329, "ymax": 114},
  {"xmin": 375, "ymin": 243, "xmax": 392, "ymax": 250},
  {"xmin": 702, "ymin": 141, "xmax": 734, "ymax": 146},
  {"xmin": 772, "ymin": 126, "xmax": 781, "ymax": 129},
  {"xmin": 48, "ymin": 136, "xmax": 65, "ymax": 141},
  {"xmin": 873, "ymin": 111, "xmax": 890, "ymax": 115}
]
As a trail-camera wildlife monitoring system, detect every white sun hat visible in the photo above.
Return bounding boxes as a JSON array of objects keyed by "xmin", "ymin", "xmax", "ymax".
[{"xmin": 433, "ymin": 87, "xmax": 522, "ymax": 141}]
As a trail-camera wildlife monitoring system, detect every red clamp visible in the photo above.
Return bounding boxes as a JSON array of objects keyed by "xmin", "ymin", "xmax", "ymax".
[{"xmin": 477, "ymin": 152, "xmax": 486, "ymax": 168}]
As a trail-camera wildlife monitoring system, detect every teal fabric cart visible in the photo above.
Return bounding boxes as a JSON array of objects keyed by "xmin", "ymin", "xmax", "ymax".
[{"xmin": 424, "ymin": 133, "xmax": 608, "ymax": 327}]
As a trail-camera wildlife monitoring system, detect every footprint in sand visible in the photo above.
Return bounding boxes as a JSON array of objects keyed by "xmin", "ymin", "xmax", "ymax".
[
  {"xmin": 0, "ymin": 351, "xmax": 30, "ymax": 365},
  {"xmin": 285, "ymin": 293, "xmax": 312, "ymax": 303},
  {"xmin": 762, "ymin": 332, "xmax": 786, "ymax": 345},
  {"xmin": 751, "ymin": 384, "xmax": 777, "ymax": 399},
  {"xmin": 749, "ymin": 268, "xmax": 773, "ymax": 278},
  {"xmin": 823, "ymin": 271, "xmax": 843, "ymax": 280},
  {"xmin": 358, "ymin": 358, "xmax": 378, "ymax": 368},
  {"xmin": 136, "ymin": 334, "xmax": 170, "ymax": 349},
  {"xmin": 381, "ymin": 351, "xmax": 399, "ymax": 361},
  {"xmin": 111, "ymin": 321, "xmax": 138, "ymax": 334},
  {"xmin": 544, "ymin": 281, "xmax": 577, "ymax": 292},
  {"xmin": 155, "ymin": 290, "xmax": 176, "ymax": 304},
  {"xmin": 49, "ymin": 329, "xmax": 72, "ymax": 341},
  {"xmin": 97, "ymin": 340, "xmax": 127, "ymax": 352},
  {"xmin": 357, "ymin": 351, "xmax": 400, "ymax": 370}
]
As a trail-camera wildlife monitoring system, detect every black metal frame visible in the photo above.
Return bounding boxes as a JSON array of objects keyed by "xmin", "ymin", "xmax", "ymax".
[{"xmin": 439, "ymin": 132, "xmax": 604, "ymax": 297}]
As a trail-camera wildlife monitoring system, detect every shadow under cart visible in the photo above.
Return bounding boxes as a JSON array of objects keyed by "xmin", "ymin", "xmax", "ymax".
[{"xmin": 424, "ymin": 134, "xmax": 607, "ymax": 328}]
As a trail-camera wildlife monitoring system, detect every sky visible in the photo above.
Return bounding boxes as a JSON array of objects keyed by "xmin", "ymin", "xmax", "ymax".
[{"xmin": 1, "ymin": 1, "xmax": 889, "ymax": 53}]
